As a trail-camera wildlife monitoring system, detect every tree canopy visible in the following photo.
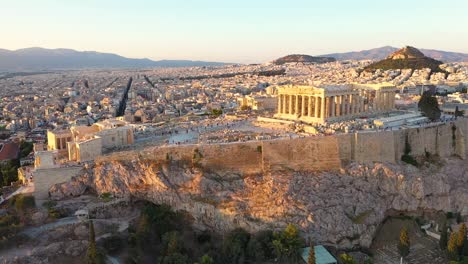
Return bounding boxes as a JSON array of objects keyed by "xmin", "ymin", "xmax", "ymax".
[
  {"xmin": 397, "ymin": 227, "xmax": 410, "ymax": 259},
  {"xmin": 418, "ymin": 91, "xmax": 441, "ymax": 121}
]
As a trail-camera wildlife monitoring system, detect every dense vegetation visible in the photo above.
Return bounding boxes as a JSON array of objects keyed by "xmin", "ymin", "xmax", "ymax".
[
  {"xmin": 418, "ymin": 91, "xmax": 441, "ymax": 121},
  {"xmin": 119, "ymin": 202, "xmax": 305, "ymax": 264},
  {"xmin": 273, "ymin": 54, "xmax": 336, "ymax": 65},
  {"xmin": 364, "ymin": 57, "xmax": 446, "ymax": 73},
  {"xmin": 0, "ymin": 194, "xmax": 35, "ymax": 250}
]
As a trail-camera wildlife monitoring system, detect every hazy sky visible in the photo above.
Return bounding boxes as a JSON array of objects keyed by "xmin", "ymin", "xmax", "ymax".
[{"xmin": 2, "ymin": 0, "xmax": 467, "ymax": 63}]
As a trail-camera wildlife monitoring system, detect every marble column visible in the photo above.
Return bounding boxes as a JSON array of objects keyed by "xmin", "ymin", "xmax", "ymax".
[
  {"xmin": 341, "ymin": 95, "xmax": 346, "ymax": 115},
  {"xmin": 293, "ymin": 95, "xmax": 299, "ymax": 115},
  {"xmin": 336, "ymin": 96, "xmax": 342, "ymax": 116},
  {"xmin": 308, "ymin": 96, "xmax": 312, "ymax": 117},
  {"xmin": 363, "ymin": 96, "xmax": 366, "ymax": 112},
  {"xmin": 330, "ymin": 96, "xmax": 335, "ymax": 117},
  {"xmin": 277, "ymin": 95, "xmax": 282, "ymax": 114},
  {"xmin": 341, "ymin": 95, "xmax": 347, "ymax": 116},
  {"xmin": 389, "ymin": 92, "xmax": 394, "ymax": 109},
  {"xmin": 301, "ymin": 95, "xmax": 306, "ymax": 116},
  {"xmin": 315, "ymin": 96, "xmax": 319, "ymax": 118},
  {"xmin": 288, "ymin": 95, "xmax": 293, "ymax": 115},
  {"xmin": 320, "ymin": 97, "xmax": 325, "ymax": 119},
  {"xmin": 382, "ymin": 92, "xmax": 388, "ymax": 110},
  {"xmin": 283, "ymin": 95, "xmax": 287, "ymax": 114},
  {"xmin": 345, "ymin": 95, "xmax": 350, "ymax": 115}
]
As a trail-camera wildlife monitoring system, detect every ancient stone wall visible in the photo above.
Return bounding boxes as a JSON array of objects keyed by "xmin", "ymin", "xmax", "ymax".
[
  {"xmin": 352, "ymin": 131, "xmax": 396, "ymax": 163},
  {"xmin": 97, "ymin": 119, "xmax": 468, "ymax": 174},
  {"xmin": 262, "ymin": 136, "xmax": 342, "ymax": 171},
  {"xmin": 33, "ymin": 166, "xmax": 83, "ymax": 201}
]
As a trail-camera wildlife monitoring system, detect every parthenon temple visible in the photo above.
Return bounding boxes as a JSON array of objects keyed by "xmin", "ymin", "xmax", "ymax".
[{"xmin": 274, "ymin": 83, "xmax": 396, "ymax": 123}]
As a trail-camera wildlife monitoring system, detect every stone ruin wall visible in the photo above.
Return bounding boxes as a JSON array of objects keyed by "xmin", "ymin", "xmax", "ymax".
[{"xmin": 97, "ymin": 119, "xmax": 468, "ymax": 173}]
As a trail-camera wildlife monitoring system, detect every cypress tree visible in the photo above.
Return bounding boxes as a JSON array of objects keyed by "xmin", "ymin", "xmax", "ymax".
[
  {"xmin": 307, "ymin": 242, "xmax": 315, "ymax": 264},
  {"xmin": 448, "ymin": 232, "xmax": 459, "ymax": 261},
  {"xmin": 397, "ymin": 227, "xmax": 410, "ymax": 262},
  {"xmin": 458, "ymin": 224, "xmax": 467, "ymax": 255},
  {"xmin": 439, "ymin": 221, "xmax": 448, "ymax": 250},
  {"xmin": 86, "ymin": 220, "xmax": 99, "ymax": 264}
]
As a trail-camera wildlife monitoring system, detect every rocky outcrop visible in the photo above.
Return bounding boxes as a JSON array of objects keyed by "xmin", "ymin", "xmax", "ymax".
[
  {"xmin": 364, "ymin": 46, "xmax": 445, "ymax": 73},
  {"xmin": 273, "ymin": 54, "xmax": 336, "ymax": 65},
  {"xmin": 50, "ymin": 157, "xmax": 468, "ymax": 249}
]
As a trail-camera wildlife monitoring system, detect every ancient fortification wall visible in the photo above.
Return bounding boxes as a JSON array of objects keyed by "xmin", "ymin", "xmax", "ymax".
[
  {"xmin": 33, "ymin": 166, "xmax": 83, "ymax": 201},
  {"xmin": 98, "ymin": 119, "xmax": 468, "ymax": 173},
  {"xmin": 262, "ymin": 136, "xmax": 342, "ymax": 171}
]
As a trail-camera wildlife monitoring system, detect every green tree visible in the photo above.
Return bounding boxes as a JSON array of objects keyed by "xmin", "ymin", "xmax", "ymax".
[
  {"xmin": 440, "ymin": 221, "xmax": 448, "ymax": 250},
  {"xmin": 459, "ymin": 257, "xmax": 468, "ymax": 264},
  {"xmin": 19, "ymin": 140, "xmax": 33, "ymax": 158},
  {"xmin": 397, "ymin": 227, "xmax": 410, "ymax": 262},
  {"xmin": 458, "ymin": 224, "xmax": 467, "ymax": 255},
  {"xmin": 246, "ymin": 236, "xmax": 265, "ymax": 262},
  {"xmin": 448, "ymin": 232, "xmax": 459, "ymax": 261},
  {"xmin": 339, "ymin": 253, "xmax": 358, "ymax": 264},
  {"xmin": 162, "ymin": 231, "xmax": 181, "ymax": 256},
  {"xmin": 160, "ymin": 253, "xmax": 189, "ymax": 264},
  {"xmin": 211, "ymin": 109, "xmax": 223, "ymax": 116},
  {"xmin": 463, "ymin": 240, "xmax": 468, "ymax": 257},
  {"xmin": 13, "ymin": 194, "xmax": 35, "ymax": 212},
  {"xmin": 418, "ymin": 91, "xmax": 441, "ymax": 121},
  {"xmin": 254, "ymin": 230, "xmax": 275, "ymax": 259},
  {"xmin": 199, "ymin": 254, "xmax": 214, "ymax": 264},
  {"xmin": 307, "ymin": 243, "xmax": 315, "ymax": 264},
  {"xmin": 455, "ymin": 106, "xmax": 465, "ymax": 119},
  {"xmin": 0, "ymin": 161, "xmax": 19, "ymax": 187},
  {"xmin": 272, "ymin": 224, "xmax": 303, "ymax": 262},
  {"xmin": 86, "ymin": 220, "xmax": 103, "ymax": 264},
  {"xmin": 222, "ymin": 228, "xmax": 250, "ymax": 264},
  {"xmin": 135, "ymin": 213, "xmax": 151, "ymax": 247}
]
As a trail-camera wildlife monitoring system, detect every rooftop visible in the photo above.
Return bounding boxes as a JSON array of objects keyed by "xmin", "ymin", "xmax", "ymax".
[
  {"xmin": 301, "ymin": 245, "xmax": 337, "ymax": 264},
  {"xmin": 0, "ymin": 142, "xmax": 20, "ymax": 161}
]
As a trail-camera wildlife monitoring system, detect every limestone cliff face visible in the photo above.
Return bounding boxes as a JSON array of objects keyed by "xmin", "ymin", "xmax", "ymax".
[{"xmin": 51, "ymin": 158, "xmax": 468, "ymax": 249}]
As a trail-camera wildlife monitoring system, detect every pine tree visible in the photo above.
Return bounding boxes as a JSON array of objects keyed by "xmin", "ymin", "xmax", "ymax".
[
  {"xmin": 200, "ymin": 254, "xmax": 214, "ymax": 264},
  {"xmin": 307, "ymin": 242, "xmax": 315, "ymax": 264},
  {"xmin": 397, "ymin": 227, "xmax": 410, "ymax": 262},
  {"xmin": 440, "ymin": 221, "xmax": 448, "ymax": 250},
  {"xmin": 458, "ymin": 224, "xmax": 467, "ymax": 255},
  {"xmin": 448, "ymin": 232, "xmax": 459, "ymax": 261},
  {"xmin": 86, "ymin": 220, "xmax": 99, "ymax": 264}
]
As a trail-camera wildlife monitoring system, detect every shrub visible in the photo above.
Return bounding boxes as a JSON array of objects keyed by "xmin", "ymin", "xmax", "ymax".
[
  {"xmin": 48, "ymin": 208, "xmax": 65, "ymax": 219},
  {"xmin": 199, "ymin": 254, "xmax": 214, "ymax": 264},
  {"xmin": 272, "ymin": 224, "xmax": 303, "ymax": 262},
  {"xmin": 100, "ymin": 192, "xmax": 112, "ymax": 202},
  {"xmin": 42, "ymin": 200, "xmax": 57, "ymax": 209},
  {"xmin": 222, "ymin": 228, "xmax": 251, "ymax": 263},
  {"xmin": 0, "ymin": 214, "xmax": 19, "ymax": 227},
  {"xmin": 100, "ymin": 235, "xmax": 124, "ymax": 254},
  {"xmin": 340, "ymin": 253, "xmax": 358, "ymax": 264},
  {"xmin": 14, "ymin": 194, "xmax": 35, "ymax": 212}
]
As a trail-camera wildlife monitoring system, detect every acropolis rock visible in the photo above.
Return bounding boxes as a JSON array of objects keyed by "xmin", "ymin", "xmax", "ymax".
[{"xmin": 51, "ymin": 156, "xmax": 468, "ymax": 249}]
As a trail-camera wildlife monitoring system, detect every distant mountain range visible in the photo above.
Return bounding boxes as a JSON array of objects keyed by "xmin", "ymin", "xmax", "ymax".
[
  {"xmin": 320, "ymin": 46, "xmax": 468, "ymax": 62},
  {"xmin": 0, "ymin": 47, "xmax": 229, "ymax": 72},
  {"xmin": 272, "ymin": 54, "xmax": 335, "ymax": 65}
]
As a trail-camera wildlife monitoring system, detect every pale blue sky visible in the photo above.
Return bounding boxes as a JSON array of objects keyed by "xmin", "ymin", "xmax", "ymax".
[{"xmin": 1, "ymin": 0, "xmax": 467, "ymax": 63}]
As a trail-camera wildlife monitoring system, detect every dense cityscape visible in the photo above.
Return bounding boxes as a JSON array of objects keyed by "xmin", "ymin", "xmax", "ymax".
[{"xmin": 1, "ymin": 1, "xmax": 468, "ymax": 263}]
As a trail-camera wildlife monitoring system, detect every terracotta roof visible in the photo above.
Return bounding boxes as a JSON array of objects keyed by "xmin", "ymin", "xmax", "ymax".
[{"xmin": 0, "ymin": 142, "xmax": 20, "ymax": 161}]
